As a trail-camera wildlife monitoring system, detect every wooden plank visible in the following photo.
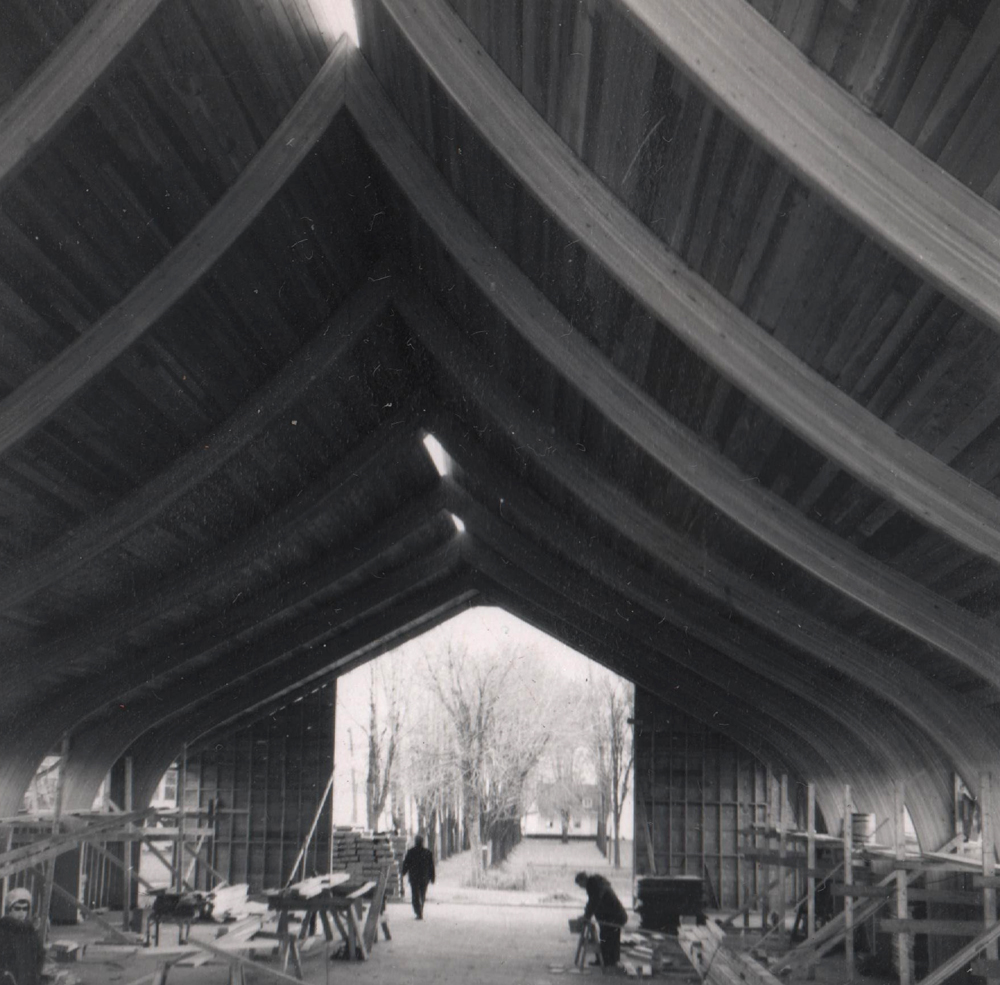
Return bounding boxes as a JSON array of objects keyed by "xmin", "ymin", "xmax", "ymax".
[
  {"xmin": 0, "ymin": 34, "xmax": 350, "ymax": 461},
  {"xmin": 351, "ymin": 38, "xmax": 1000, "ymax": 686},
  {"xmin": 984, "ymin": 772, "xmax": 998, "ymax": 973},
  {"xmin": 0, "ymin": 0, "xmax": 164, "ymax": 186},
  {"xmin": 371, "ymin": 0, "xmax": 1000, "ymax": 570},
  {"xmin": 186, "ymin": 937, "xmax": 305, "ymax": 984},
  {"xmin": 895, "ymin": 782, "xmax": 911, "ymax": 985},
  {"xmin": 844, "ymin": 787, "xmax": 854, "ymax": 981},
  {"xmin": 917, "ymin": 920, "xmax": 1000, "ymax": 985},
  {"xmin": 880, "ymin": 919, "xmax": 989, "ymax": 937},
  {"xmin": 0, "ymin": 269, "xmax": 388, "ymax": 614},
  {"xmin": 395, "ymin": 281, "xmax": 999, "ymax": 786},
  {"xmin": 620, "ymin": 0, "xmax": 1000, "ymax": 336},
  {"xmin": 30, "ymin": 865, "xmax": 136, "ymax": 945}
]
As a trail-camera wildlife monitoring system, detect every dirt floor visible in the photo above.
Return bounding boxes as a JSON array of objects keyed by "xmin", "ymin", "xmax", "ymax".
[{"xmin": 57, "ymin": 897, "xmax": 641, "ymax": 984}]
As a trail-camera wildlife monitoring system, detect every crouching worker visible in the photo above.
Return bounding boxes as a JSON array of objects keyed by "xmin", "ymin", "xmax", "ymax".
[
  {"xmin": 401, "ymin": 834, "xmax": 435, "ymax": 920},
  {"xmin": 575, "ymin": 871, "xmax": 628, "ymax": 967},
  {"xmin": 0, "ymin": 888, "xmax": 45, "ymax": 985}
]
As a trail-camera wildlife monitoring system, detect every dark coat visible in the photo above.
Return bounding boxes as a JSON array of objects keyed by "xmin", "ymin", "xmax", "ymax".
[
  {"xmin": 583, "ymin": 875, "xmax": 628, "ymax": 927},
  {"xmin": 0, "ymin": 916, "xmax": 44, "ymax": 985},
  {"xmin": 401, "ymin": 846, "xmax": 435, "ymax": 887}
]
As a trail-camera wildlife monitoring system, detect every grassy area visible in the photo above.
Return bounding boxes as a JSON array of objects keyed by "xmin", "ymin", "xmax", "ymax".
[{"xmin": 470, "ymin": 838, "xmax": 634, "ymax": 903}]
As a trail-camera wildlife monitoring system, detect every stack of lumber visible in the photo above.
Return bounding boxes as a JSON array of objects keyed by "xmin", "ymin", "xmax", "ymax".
[
  {"xmin": 679, "ymin": 921, "xmax": 782, "ymax": 985},
  {"xmin": 330, "ymin": 829, "xmax": 402, "ymax": 898}
]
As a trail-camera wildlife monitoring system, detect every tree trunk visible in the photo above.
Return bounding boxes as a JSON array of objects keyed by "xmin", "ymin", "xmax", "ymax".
[{"xmin": 613, "ymin": 806, "xmax": 622, "ymax": 868}]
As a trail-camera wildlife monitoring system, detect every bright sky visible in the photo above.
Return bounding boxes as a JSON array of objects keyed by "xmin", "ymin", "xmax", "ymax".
[
  {"xmin": 315, "ymin": 0, "xmax": 359, "ymax": 43},
  {"xmin": 332, "ymin": 607, "xmax": 633, "ymax": 829}
]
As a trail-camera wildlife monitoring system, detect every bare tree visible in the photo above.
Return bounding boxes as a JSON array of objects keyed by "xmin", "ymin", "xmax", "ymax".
[
  {"xmin": 592, "ymin": 675, "xmax": 634, "ymax": 867},
  {"xmin": 424, "ymin": 640, "xmax": 550, "ymax": 884},
  {"xmin": 364, "ymin": 661, "xmax": 405, "ymax": 831}
]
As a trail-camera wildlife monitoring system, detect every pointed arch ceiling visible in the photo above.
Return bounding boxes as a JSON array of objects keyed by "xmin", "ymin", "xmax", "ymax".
[{"xmin": 1, "ymin": 0, "xmax": 999, "ymax": 850}]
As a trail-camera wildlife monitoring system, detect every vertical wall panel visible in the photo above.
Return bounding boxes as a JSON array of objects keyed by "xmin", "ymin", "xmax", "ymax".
[
  {"xmin": 183, "ymin": 682, "xmax": 336, "ymax": 892},
  {"xmin": 634, "ymin": 687, "xmax": 795, "ymax": 911}
]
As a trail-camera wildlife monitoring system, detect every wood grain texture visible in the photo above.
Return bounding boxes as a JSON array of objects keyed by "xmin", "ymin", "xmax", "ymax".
[
  {"xmin": 0, "ymin": 34, "xmax": 350, "ymax": 459},
  {"xmin": 417, "ymin": 303, "xmax": 999, "ymax": 777},
  {"xmin": 0, "ymin": 273, "xmax": 389, "ymax": 615},
  {"xmin": 0, "ymin": 0, "xmax": 165, "ymax": 187},
  {"xmin": 365, "ymin": 1, "xmax": 1000, "ymax": 568},
  {"xmin": 349, "ymin": 56, "xmax": 1000, "ymax": 690},
  {"xmin": 622, "ymin": 0, "xmax": 1000, "ymax": 333}
]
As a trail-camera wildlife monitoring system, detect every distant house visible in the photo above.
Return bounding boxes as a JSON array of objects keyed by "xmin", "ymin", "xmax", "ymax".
[{"xmin": 523, "ymin": 782, "xmax": 604, "ymax": 838}]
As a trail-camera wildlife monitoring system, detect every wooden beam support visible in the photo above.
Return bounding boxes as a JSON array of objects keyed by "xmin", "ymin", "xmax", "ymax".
[
  {"xmin": 0, "ymin": 267, "xmax": 389, "ymax": 616},
  {"xmin": 844, "ymin": 786, "xmax": 854, "ymax": 982},
  {"xmin": 370, "ymin": 0, "xmax": 1000, "ymax": 569},
  {"xmin": 915, "ymin": 920, "xmax": 1000, "ymax": 985},
  {"xmin": 807, "ymin": 783, "xmax": 816, "ymax": 943},
  {"xmin": 881, "ymin": 919, "xmax": 991, "ymax": 937},
  {"xmin": 620, "ymin": 0, "xmax": 1000, "ymax": 337},
  {"xmin": 0, "ymin": 34, "xmax": 350, "ymax": 461},
  {"xmin": 353, "ymin": 51, "xmax": 1000, "ymax": 690},
  {"xmin": 896, "ymin": 782, "xmax": 912, "ymax": 985},
  {"xmin": 0, "ymin": 0, "xmax": 164, "ymax": 186},
  {"xmin": 398, "ymin": 282, "xmax": 999, "ymax": 775},
  {"xmin": 984, "ymin": 773, "xmax": 998, "ymax": 976}
]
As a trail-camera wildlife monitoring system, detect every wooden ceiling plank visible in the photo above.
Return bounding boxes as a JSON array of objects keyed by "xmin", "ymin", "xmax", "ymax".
[
  {"xmin": 915, "ymin": 0, "xmax": 1000, "ymax": 159},
  {"xmin": 416, "ymin": 301, "xmax": 998, "ymax": 767},
  {"xmin": 0, "ymin": 270, "xmax": 390, "ymax": 615},
  {"xmin": 349, "ymin": 53, "xmax": 1000, "ymax": 686},
  {"xmin": 0, "ymin": 0, "xmax": 165, "ymax": 188},
  {"xmin": 10, "ymin": 422, "xmax": 421, "ymax": 682},
  {"xmin": 363, "ymin": 1, "xmax": 1000, "ymax": 567},
  {"xmin": 0, "ymin": 35, "xmax": 350, "ymax": 461},
  {"xmin": 460, "ymin": 498, "xmax": 931, "ymax": 782},
  {"xmin": 622, "ymin": 0, "xmax": 1000, "ymax": 335},
  {"xmin": 12, "ymin": 488, "xmax": 453, "ymax": 731}
]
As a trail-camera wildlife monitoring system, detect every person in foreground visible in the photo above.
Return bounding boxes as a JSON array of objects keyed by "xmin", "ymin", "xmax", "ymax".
[
  {"xmin": 0, "ymin": 888, "xmax": 45, "ymax": 985},
  {"xmin": 575, "ymin": 870, "xmax": 628, "ymax": 967},
  {"xmin": 401, "ymin": 833, "xmax": 435, "ymax": 920}
]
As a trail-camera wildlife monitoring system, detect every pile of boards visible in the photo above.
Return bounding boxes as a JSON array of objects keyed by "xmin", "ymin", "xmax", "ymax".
[
  {"xmin": 330, "ymin": 829, "xmax": 403, "ymax": 898},
  {"xmin": 620, "ymin": 930, "xmax": 679, "ymax": 978},
  {"xmin": 678, "ymin": 921, "xmax": 783, "ymax": 985}
]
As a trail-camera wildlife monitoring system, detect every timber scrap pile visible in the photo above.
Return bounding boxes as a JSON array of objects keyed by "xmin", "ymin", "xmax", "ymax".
[{"xmin": 679, "ymin": 921, "xmax": 783, "ymax": 985}]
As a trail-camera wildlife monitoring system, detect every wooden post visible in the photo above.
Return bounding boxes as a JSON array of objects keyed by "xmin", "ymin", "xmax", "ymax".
[
  {"xmin": 844, "ymin": 785, "xmax": 854, "ymax": 981},
  {"xmin": 762, "ymin": 766, "xmax": 772, "ymax": 932},
  {"xmin": 895, "ymin": 781, "xmax": 911, "ymax": 985},
  {"xmin": 123, "ymin": 756, "xmax": 133, "ymax": 933},
  {"xmin": 40, "ymin": 734, "xmax": 69, "ymax": 945},
  {"xmin": 806, "ymin": 782, "xmax": 817, "ymax": 979},
  {"xmin": 176, "ymin": 747, "xmax": 187, "ymax": 893},
  {"xmin": 983, "ymin": 773, "xmax": 997, "ymax": 979},
  {"xmin": 778, "ymin": 773, "xmax": 788, "ymax": 938}
]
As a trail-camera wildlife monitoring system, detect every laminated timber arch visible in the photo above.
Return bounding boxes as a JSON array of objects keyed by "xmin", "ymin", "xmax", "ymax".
[{"xmin": 1, "ymin": 0, "xmax": 1000, "ymax": 875}]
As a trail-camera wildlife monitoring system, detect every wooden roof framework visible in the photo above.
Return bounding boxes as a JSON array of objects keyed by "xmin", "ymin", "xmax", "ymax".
[{"xmin": 1, "ymin": 0, "xmax": 1000, "ymax": 852}]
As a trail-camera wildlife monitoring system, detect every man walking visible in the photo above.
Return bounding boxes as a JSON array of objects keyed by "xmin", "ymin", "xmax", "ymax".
[{"xmin": 401, "ymin": 834, "xmax": 435, "ymax": 920}]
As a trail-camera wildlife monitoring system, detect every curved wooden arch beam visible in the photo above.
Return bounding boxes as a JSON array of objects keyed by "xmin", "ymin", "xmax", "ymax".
[
  {"xmin": 0, "ymin": 34, "xmax": 351, "ymax": 460},
  {"xmin": 0, "ymin": 267, "xmax": 389, "ymax": 616},
  {"xmin": 445, "ymin": 478, "xmax": 963, "ymax": 786},
  {"xmin": 473, "ymin": 548, "xmax": 955, "ymax": 853},
  {"xmin": 620, "ymin": 0, "xmax": 1000, "ymax": 335},
  {"xmin": 359, "ymin": 5, "xmax": 1000, "ymax": 567},
  {"xmin": 395, "ymin": 277, "xmax": 1000, "ymax": 693},
  {"xmin": 461, "ymin": 505, "xmax": 937, "ymax": 790},
  {"xmin": 473, "ymin": 561, "xmax": 899, "ymax": 838},
  {"xmin": 2, "ymin": 439, "xmax": 438, "ymax": 707},
  {"xmin": 7, "ymin": 490, "xmax": 454, "ymax": 740},
  {"xmin": 98, "ymin": 576, "xmax": 477, "ymax": 812},
  {"xmin": 58, "ymin": 572, "xmax": 476, "ymax": 813},
  {"xmin": 430, "ymin": 402, "xmax": 999, "ymax": 776},
  {"xmin": 0, "ymin": 0, "xmax": 165, "ymax": 186}
]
